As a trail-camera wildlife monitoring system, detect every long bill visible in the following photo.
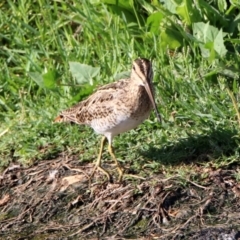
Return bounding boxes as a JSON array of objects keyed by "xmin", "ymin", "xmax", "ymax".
[{"xmin": 144, "ymin": 82, "xmax": 162, "ymax": 123}]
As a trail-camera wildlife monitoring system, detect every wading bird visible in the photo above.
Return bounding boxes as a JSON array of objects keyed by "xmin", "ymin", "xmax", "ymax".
[{"xmin": 54, "ymin": 58, "xmax": 161, "ymax": 182}]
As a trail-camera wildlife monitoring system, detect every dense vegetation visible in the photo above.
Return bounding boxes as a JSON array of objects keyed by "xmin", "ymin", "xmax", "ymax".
[{"xmin": 1, "ymin": 1, "xmax": 240, "ymax": 238}]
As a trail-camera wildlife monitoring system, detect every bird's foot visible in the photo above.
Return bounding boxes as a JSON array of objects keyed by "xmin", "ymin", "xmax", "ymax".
[
  {"xmin": 89, "ymin": 165, "xmax": 113, "ymax": 183},
  {"xmin": 117, "ymin": 166, "xmax": 124, "ymax": 182}
]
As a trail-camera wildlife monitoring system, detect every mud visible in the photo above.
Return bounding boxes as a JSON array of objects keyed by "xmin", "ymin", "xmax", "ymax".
[{"xmin": 1, "ymin": 153, "xmax": 240, "ymax": 239}]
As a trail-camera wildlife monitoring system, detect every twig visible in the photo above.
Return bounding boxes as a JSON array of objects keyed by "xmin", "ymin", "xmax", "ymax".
[
  {"xmin": 185, "ymin": 178, "xmax": 209, "ymax": 190},
  {"xmin": 0, "ymin": 128, "xmax": 9, "ymax": 138}
]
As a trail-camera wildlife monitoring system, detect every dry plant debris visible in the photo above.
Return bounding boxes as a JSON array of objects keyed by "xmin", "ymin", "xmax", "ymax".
[{"xmin": 0, "ymin": 153, "xmax": 240, "ymax": 239}]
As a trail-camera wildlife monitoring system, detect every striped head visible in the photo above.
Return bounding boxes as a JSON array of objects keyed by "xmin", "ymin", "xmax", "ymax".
[{"xmin": 131, "ymin": 58, "xmax": 161, "ymax": 122}]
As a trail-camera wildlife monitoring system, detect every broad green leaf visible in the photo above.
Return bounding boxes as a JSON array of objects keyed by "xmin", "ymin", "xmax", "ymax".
[
  {"xmin": 43, "ymin": 70, "xmax": 57, "ymax": 89},
  {"xmin": 176, "ymin": 0, "xmax": 201, "ymax": 25},
  {"xmin": 204, "ymin": 26, "xmax": 219, "ymax": 43},
  {"xmin": 218, "ymin": 0, "xmax": 227, "ymax": 12},
  {"xmin": 214, "ymin": 29, "xmax": 227, "ymax": 57},
  {"xmin": 160, "ymin": 28, "xmax": 182, "ymax": 50},
  {"xmin": 193, "ymin": 22, "xmax": 227, "ymax": 59},
  {"xmin": 161, "ymin": 0, "xmax": 177, "ymax": 14},
  {"xmin": 230, "ymin": 0, "xmax": 240, "ymax": 6},
  {"xmin": 193, "ymin": 22, "xmax": 218, "ymax": 43},
  {"xmin": 192, "ymin": 22, "xmax": 205, "ymax": 41},
  {"xmin": 146, "ymin": 8, "xmax": 183, "ymax": 50},
  {"xmin": 29, "ymin": 71, "xmax": 59, "ymax": 91},
  {"xmin": 147, "ymin": 12, "xmax": 164, "ymax": 34},
  {"xmin": 204, "ymin": 42, "xmax": 215, "ymax": 61},
  {"xmin": 69, "ymin": 62, "xmax": 100, "ymax": 85},
  {"xmin": 28, "ymin": 72, "xmax": 44, "ymax": 88},
  {"xmin": 176, "ymin": 2, "xmax": 191, "ymax": 25}
]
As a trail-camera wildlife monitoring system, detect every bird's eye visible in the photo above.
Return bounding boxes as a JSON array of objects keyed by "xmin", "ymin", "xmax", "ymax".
[{"xmin": 132, "ymin": 65, "xmax": 136, "ymax": 70}]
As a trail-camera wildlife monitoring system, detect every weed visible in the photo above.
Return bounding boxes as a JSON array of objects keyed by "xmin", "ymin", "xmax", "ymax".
[{"xmin": 0, "ymin": 0, "xmax": 239, "ymax": 178}]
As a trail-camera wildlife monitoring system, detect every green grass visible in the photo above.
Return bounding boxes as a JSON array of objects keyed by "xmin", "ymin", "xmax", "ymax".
[{"xmin": 0, "ymin": 0, "xmax": 240, "ymax": 178}]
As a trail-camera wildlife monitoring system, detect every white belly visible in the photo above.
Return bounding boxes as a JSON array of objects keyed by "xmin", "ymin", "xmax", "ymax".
[
  {"xmin": 91, "ymin": 111, "xmax": 150, "ymax": 138},
  {"xmin": 108, "ymin": 117, "xmax": 146, "ymax": 135}
]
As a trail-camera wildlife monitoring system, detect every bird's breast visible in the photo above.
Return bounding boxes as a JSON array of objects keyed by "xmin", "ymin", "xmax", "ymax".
[
  {"xmin": 90, "ymin": 89, "xmax": 152, "ymax": 136},
  {"xmin": 90, "ymin": 110, "xmax": 150, "ymax": 137}
]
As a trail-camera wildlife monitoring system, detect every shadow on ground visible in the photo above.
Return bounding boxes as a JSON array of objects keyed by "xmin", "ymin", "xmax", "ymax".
[{"xmin": 141, "ymin": 127, "xmax": 239, "ymax": 166}]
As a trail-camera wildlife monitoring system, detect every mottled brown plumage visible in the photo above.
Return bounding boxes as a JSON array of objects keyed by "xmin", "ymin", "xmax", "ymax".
[{"xmin": 55, "ymin": 58, "xmax": 161, "ymax": 182}]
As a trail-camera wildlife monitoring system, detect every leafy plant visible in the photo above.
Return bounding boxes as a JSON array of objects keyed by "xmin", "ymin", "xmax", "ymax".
[
  {"xmin": 0, "ymin": 0, "xmax": 239, "ymax": 178},
  {"xmin": 94, "ymin": 0, "xmax": 240, "ymax": 62}
]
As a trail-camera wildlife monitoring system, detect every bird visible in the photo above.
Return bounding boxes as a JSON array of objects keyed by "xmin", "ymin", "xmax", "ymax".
[{"xmin": 54, "ymin": 58, "xmax": 161, "ymax": 182}]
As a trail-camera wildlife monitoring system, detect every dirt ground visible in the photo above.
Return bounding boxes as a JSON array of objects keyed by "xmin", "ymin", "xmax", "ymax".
[{"xmin": 1, "ymin": 153, "xmax": 240, "ymax": 240}]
